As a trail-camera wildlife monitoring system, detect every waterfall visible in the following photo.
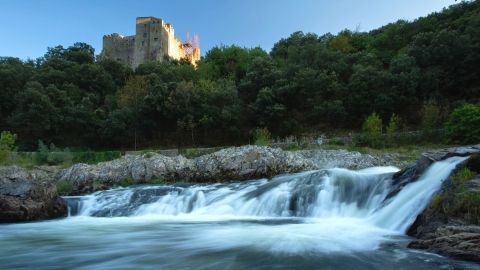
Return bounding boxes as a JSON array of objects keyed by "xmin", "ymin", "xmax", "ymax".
[{"xmin": 66, "ymin": 156, "xmax": 467, "ymax": 233}]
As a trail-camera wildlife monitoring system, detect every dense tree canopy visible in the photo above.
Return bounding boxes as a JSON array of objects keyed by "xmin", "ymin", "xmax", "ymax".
[{"xmin": 1, "ymin": 1, "xmax": 479, "ymax": 150}]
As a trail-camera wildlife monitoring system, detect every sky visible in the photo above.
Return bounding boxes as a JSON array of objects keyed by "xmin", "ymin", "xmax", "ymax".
[{"xmin": 0, "ymin": 0, "xmax": 458, "ymax": 60}]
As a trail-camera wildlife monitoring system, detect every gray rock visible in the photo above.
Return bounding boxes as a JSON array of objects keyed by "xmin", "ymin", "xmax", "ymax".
[
  {"xmin": 55, "ymin": 146, "xmax": 399, "ymax": 193},
  {"xmin": 408, "ymin": 225, "xmax": 480, "ymax": 262},
  {"xmin": 0, "ymin": 166, "xmax": 67, "ymax": 223},
  {"xmin": 407, "ymin": 146, "xmax": 480, "ymax": 263}
]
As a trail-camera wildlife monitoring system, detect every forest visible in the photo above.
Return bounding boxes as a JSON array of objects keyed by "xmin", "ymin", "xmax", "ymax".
[{"xmin": 0, "ymin": 1, "xmax": 479, "ymax": 150}]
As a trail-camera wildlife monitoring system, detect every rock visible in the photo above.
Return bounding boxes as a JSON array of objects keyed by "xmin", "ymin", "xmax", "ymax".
[
  {"xmin": 55, "ymin": 145, "xmax": 398, "ymax": 194},
  {"xmin": 406, "ymin": 146, "xmax": 480, "ymax": 263},
  {"xmin": 0, "ymin": 166, "xmax": 67, "ymax": 223},
  {"xmin": 389, "ymin": 144, "xmax": 480, "ymax": 201},
  {"xmin": 408, "ymin": 225, "xmax": 480, "ymax": 262}
]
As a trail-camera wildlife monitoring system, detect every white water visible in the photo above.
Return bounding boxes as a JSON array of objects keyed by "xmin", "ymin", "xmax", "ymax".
[
  {"xmin": 73, "ymin": 157, "xmax": 464, "ymax": 232},
  {"xmin": 61, "ymin": 157, "xmax": 468, "ymax": 254},
  {"xmin": 1, "ymin": 156, "xmax": 476, "ymax": 270}
]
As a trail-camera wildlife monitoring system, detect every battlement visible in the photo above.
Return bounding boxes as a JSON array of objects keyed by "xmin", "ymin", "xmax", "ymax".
[{"xmin": 102, "ymin": 16, "xmax": 199, "ymax": 68}]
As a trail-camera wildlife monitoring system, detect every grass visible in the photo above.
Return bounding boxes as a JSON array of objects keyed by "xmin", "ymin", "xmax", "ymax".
[
  {"xmin": 56, "ymin": 181, "xmax": 74, "ymax": 195},
  {"xmin": 0, "ymin": 150, "xmax": 122, "ymax": 168},
  {"xmin": 436, "ymin": 167, "xmax": 480, "ymax": 225}
]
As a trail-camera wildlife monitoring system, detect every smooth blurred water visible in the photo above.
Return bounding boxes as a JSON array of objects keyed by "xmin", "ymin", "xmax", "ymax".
[{"xmin": 1, "ymin": 157, "xmax": 478, "ymax": 270}]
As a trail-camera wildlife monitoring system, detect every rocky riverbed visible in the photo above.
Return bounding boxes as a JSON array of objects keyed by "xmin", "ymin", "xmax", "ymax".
[
  {"xmin": 56, "ymin": 146, "xmax": 402, "ymax": 194},
  {"xmin": 405, "ymin": 145, "xmax": 480, "ymax": 262},
  {"xmin": 1, "ymin": 144, "xmax": 480, "ymax": 264}
]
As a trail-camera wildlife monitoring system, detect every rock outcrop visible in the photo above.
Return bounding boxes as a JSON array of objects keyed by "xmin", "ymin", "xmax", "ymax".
[
  {"xmin": 56, "ymin": 146, "xmax": 399, "ymax": 194},
  {"xmin": 0, "ymin": 166, "xmax": 67, "ymax": 223},
  {"xmin": 406, "ymin": 144, "xmax": 480, "ymax": 262}
]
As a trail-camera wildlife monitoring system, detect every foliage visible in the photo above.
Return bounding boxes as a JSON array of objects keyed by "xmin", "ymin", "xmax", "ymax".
[
  {"xmin": 0, "ymin": 131, "xmax": 17, "ymax": 163},
  {"xmin": 34, "ymin": 140, "xmax": 73, "ymax": 166},
  {"xmin": 56, "ymin": 181, "xmax": 74, "ymax": 195},
  {"xmin": 445, "ymin": 103, "xmax": 480, "ymax": 144},
  {"xmin": 1, "ymin": 1, "xmax": 480, "ymax": 150},
  {"xmin": 72, "ymin": 151, "xmax": 122, "ymax": 164},
  {"xmin": 420, "ymin": 101, "xmax": 442, "ymax": 139},
  {"xmin": 253, "ymin": 127, "xmax": 271, "ymax": 146},
  {"xmin": 386, "ymin": 114, "xmax": 399, "ymax": 146},
  {"xmin": 359, "ymin": 112, "xmax": 383, "ymax": 148},
  {"xmin": 445, "ymin": 167, "xmax": 480, "ymax": 224}
]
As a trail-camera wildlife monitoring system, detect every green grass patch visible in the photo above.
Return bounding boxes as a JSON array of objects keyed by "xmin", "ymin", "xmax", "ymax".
[{"xmin": 56, "ymin": 181, "xmax": 74, "ymax": 195}]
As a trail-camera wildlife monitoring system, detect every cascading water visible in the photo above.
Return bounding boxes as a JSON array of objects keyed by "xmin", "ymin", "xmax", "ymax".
[
  {"xmin": 1, "ymin": 156, "xmax": 478, "ymax": 270},
  {"xmin": 68, "ymin": 156, "xmax": 464, "ymax": 234}
]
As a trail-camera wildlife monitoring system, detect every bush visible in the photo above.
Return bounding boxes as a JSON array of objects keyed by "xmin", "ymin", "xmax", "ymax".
[
  {"xmin": 421, "ymin": 101, "xmax": 442, "ymax": 139},
  {"xmin": 56, "ymin": 181, "xmax": 74, "ymax": 195},
  {"xmin": 253, "ymin": 127, "xmax": 271, "ymax": 146},
  {"xmin": 445, "ymin": 103, "xmax": 480, "ymax": 144},
  {"xmin": 386, "ymin": 113, "xmax": 399, "ymax": 146},
  {"xmin": 358, "ymin": 112, "xmax": 383, "ymax": 148},
  {"xmin": 34, "ymin": 141, "xmax": 73, "ymax": 166},
  {"xmin": 444, "ymin": 167, "xmax": 480, "ymax": 224},
  {"xmin": 72, "ymin": 151, "xmax": 122, "ymax": 164},
  {"xmin": 0, "ymin": 131, "xmax": 17, "ymax": 163}
]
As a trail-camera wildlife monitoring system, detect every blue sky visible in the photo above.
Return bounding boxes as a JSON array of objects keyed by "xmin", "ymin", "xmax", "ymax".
[{"xmin": 0, "ymin": 0, "xmax": 457, "ymax": 59}]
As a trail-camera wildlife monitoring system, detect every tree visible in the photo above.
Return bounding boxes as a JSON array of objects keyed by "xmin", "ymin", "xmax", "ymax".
[
  {"xmin": 421, "ymin": 100, "xmax": 442, "ymax": 139},
  {"xmin": 0, "ymin": 131, "xmax": 17, "ymax": 163},
  {"xmin": 446, "ymin": 104, "xmax": 480, "ymax": 144},
  {"xmin": 386, "ymin": 113, "xmax": 400, "ymax": 146},
  {"xmin": 361, "ymin": 112, "xmax": 383, "ymax": 148},
  {"xmin": 117, "ymin": 75, "xmax": 148, "ymax": 150}
]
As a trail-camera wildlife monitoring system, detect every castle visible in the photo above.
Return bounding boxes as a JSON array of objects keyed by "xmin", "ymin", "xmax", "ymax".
[{"xmin": 101, "ymin": 17, "xmax": 200, "ymax": 68}]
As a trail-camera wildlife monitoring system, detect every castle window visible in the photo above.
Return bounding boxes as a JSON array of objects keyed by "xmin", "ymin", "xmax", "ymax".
[
  {"xmin": 154, "ymin": 38, "xmax": 158, "ymax": 41},
  {"xmin": 142, "ymin": 41, "xmax": 145, "ymax": 46},
  {"xmin": 143, "ymin": 33, "xmax": 147, "ymax": 38}
]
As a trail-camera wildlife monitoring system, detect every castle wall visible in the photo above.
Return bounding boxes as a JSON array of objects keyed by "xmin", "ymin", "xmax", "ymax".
[
  {"xmin": 102, "ymin": 34, "xmax": 135, "ymax": 66},
  {"xmin": 103, "ymin": 16, "xmax": 199, "ymax": 68}
]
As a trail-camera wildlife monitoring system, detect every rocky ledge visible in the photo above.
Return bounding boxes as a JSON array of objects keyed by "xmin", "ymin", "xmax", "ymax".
[
  {"xmin": 0, "ymin": 166, "xmax": 67, "ymax": 223},
  {"xmin": 405, "ymin": 144, "xmax": 480, "ymax": 262},
  {"xmin": 56, "ymin": 146, "xmax": 399, "ymax": 194}
]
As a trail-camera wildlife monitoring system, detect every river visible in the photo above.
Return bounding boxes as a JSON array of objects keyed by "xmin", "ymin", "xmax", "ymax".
[{"xmin": 1, "ymin": 156, "xmax": 478, "ymax": 269}]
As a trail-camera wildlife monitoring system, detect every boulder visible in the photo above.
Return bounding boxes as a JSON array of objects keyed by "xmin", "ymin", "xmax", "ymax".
[
  {"xmin": 0, "ymin": 166, "xmax": 67, "ymax": 223},
  {"xmin": 408, "ymin": 226, "xmax": 480, "ymax": 262},
  {"xmin": 406, "ymin": 145, "xmax": 480, "ymax": 262},
  {"xmin": 55, "ymin": 145, "xmax": 400, "ymax": 194}
]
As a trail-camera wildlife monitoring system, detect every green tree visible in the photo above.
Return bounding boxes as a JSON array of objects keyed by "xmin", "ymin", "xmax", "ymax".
[
  {"xmin": 0, "ymin": 131, "xmax": 17, "ymax": 163},
  {"xmin": 421, "ymin": 101, "xmax": 442, "ymax": 139},
  {"xmin": 361, "ymin": 112, "xmax": 383, "ymax": 148},
  {"xmin": 386, "ymin": 113, "xmax": 399, "ymax": 146},
  {"xmin": 117, "ymin": 75, "xmax": 148, "ymax": 150},
  {"xmin": 446, "ymin": 104, "xmax": 480, "ymax": 144},
  {"xmin": 253, "ymin": 127, "xmax": 271, "ymax": 146}
]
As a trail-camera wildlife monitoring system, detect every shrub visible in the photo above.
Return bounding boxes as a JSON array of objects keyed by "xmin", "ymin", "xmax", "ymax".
[
  {"xmin": 421, "ymin": 101, "xmax": 442, "ymax": 139},
  {"xmin": 56, "ymin": 181, "xmax": 74, "ymax": 195},
  {"xmin": 358, "ymin": 112, "xmax": 383, "ymax": 148},
  {"xmin": 0, "ymin": 131, "xmax": 17, "ymax": 163},
  {"xmin": 34, "ymin": 141, "xmax": 73, "ymax": 166},
  {"xmin": 386, "ymin": 113, "xmax": 399, "ymax": 146},
  {"xmin": 329, "ymin": 138, "xmax": 346, "ymax": 146},
  {"xmin": 72, "ymin": 151, "xmax": 122, "ymax": 164},
  {"xmin": 444, "ymin": 167, "xmax": 480, "ymax": 224},
  {"xmin": 253, "ymin": 127, "xmax": 271, "ymax": 146},
  {"xmin": 445, "ymin": 103, "xmax": 480, "ymax": 144}
]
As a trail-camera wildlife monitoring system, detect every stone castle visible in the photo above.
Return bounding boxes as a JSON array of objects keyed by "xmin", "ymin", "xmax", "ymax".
[{"xmin": 101, "ymin": 17, "xmax": 200, "ymax": 68}]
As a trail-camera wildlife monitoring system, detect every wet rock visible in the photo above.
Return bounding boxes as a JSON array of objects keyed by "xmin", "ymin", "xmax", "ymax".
[
  {"xmin": 0, "ymin": 166, "xmax": 67, "ymax": 223},
  {"xmin": 408, "ymin": 226, "xmax": 480, "ymax": 262},
  {"xmin": 407, "ymin": 145, "xmax": 480, "ymax": 263}
]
